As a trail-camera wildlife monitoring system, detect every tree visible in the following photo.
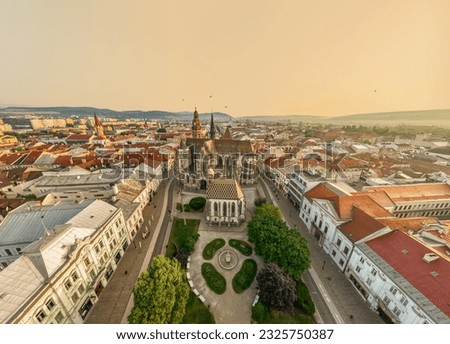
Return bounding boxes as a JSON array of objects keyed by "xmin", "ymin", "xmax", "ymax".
[
  {"xmin": 248, "ymin": 203, "xmax": 311, "ymax": 281},
  {"xmin": 128, "ymin": 255, "xmax": 189, "ymax": 324},
  {"xmin": 189, "ymin": 197, "xmax": 206, "ymax": 211},
  {"xmin": 276, "ymin": 229, "xmax": 311, "ymax": 281},
  {"xmin": 256, "ymin": 263, "xmax": 297, "ymax": 312}
]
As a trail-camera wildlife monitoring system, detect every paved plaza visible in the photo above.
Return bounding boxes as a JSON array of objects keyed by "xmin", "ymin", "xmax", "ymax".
[{"xmin": 184, "ymin": 186, "xmax": 263, "ymax": 324}]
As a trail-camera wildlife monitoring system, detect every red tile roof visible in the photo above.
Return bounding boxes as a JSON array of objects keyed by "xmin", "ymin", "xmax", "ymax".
[
  {"xmin": 363, "ymin": 183, "xmax": 450, "ymax": 203},
  {"xmin": 353, "ymin": 190, "xmax": 396, "ymax": 208},
  {"xmin": 0, "ymin": 153, "xmax": 24, "ymax": 165},
  {"xmin": 20, "ymin": 151, "xmax": 43, "ymax": 165},
  {"xmin": 334, "ymin": 195, "xmax": 392, "ymax": 219},
  {"xmin": 367, "ymin": 230, "xmax": 450, "ymax": 317},
  {"xmin": 379, "ymin": 217, "xmax": 440, "ymax": 233},
  {"xmin": 54, "ymin": 155, "xmax": 73, "ymax": 167},
  {"xmin": 339, "ymin": 207, "xmax": 387, "ymax": 242},
  {"xmin": 304, "ymin": 183, "xmax": 340, "ymax": 201}
]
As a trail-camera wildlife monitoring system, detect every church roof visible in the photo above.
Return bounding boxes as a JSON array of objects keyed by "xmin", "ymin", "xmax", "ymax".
[
  {"xmin": 206, "ymin": 179, "xmax": 244, "ymax": 200},
  {"xmin": 185, "ymin": 138, "xmax": 254, "ymax": 154},
  {"xmin": 223, "ymin": 126, "xmax": 232, "ymax": 140}
]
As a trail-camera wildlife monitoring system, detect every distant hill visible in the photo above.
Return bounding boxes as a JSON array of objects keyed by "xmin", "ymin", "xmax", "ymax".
[
  {"xmin": 0, "ymin": 106, "xmax": 232, "ymax": 122},
  {"xmin": 326, "ymin": 109, "xmax": 450, "ymax": 127},
  {"xmin": 238, "ymin": 110, "xmax": 450, "ymax": 127},
  {"xmin": 237, "ymin": 114, "xmax": 326, "ymax": 122},
  {"xmin": 0, "ymin": 106, "xmax": 448, "ymax": 128}
]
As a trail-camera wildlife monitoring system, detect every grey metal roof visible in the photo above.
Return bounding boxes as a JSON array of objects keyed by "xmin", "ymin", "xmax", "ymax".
[
  {"xmin": 0, "ymin": 199, "xmax": 95, "ymax": 245},
  {"xmin": 35, "ymin": 173, "xmax": 120, "ymax": 187}
]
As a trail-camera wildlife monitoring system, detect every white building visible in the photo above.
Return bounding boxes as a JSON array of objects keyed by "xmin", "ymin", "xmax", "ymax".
[
  {"xmin": 206, "ymin": 179, "xmax": 246, "ymax": 226},
  {"xmin": 287, "ymin": 171, "xmax": 323, "ymax": 209},
  {"xmin": 0, "ymin": 200, "xmax": 129, "ymax": 324},
  {"xmin": 346, "ymin": 231, "xmax": 450, "ymax": 324}
]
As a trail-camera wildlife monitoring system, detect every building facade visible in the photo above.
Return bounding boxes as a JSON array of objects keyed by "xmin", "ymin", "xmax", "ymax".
[{"xmin": 0, "ymin": 200, "xmax": 129, "ymax": 324}]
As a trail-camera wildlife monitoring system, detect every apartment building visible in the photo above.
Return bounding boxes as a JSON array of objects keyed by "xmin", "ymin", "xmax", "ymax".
[
  {"xmin": 0, "ymin": 200, "xmax": 129, "ymax": 323},
  {"xmin": 347, "ymin": 230, "xmax": 450, "ymax": 324}
]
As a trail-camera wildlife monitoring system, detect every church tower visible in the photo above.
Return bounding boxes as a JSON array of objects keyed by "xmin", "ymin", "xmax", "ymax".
[
  {"xmin": 191, "ymin": 107, "xmax": 203, "ymax": 139},
  {"xmin": 93, "ymin": 113, "xmax": 105, "ymax": 138}
]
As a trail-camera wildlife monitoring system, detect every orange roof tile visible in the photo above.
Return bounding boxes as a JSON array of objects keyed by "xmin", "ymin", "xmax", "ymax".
[
  {"xmin": 353, "ymin": 190, "xmax": 396, "ymax": 208},
  {"xmin": 379, "ymin": 217, "xmax": 440, "ymax": 233},
  {"xmin": 339, "ymin": 207, "xmax": 387, "ymax": 242},
  {"xmin": 304, "ymin": 183, "xmax": 340, "ymax": 201},
  {"xmin": 334, "ymin": 195, "xmax": 392, "ymax": 219},
  {"xmin": 20, "ymin": 151, "xmax": 43, "ymax": 165},
  {"xmin": 363, "ymin": 183, "xmax": 450, "ymax": 203}
]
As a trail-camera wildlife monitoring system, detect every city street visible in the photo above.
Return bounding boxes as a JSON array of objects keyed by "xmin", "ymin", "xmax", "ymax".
[{"xmin": 258, "ymin": 175, "xmax": 384, "ymax": 324}]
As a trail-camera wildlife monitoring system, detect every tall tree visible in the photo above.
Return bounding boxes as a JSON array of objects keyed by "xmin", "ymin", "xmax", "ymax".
[
  {"xmin": 257, "ymin": 263, "xmax": 297, "ymax": 312},
  {"xmin": 128, "ymin": 255, "xmax": 189, "ymax": 324},
  {"xmin": 248, "ymin": 203, "xmax": 311, "ymax": 281}
]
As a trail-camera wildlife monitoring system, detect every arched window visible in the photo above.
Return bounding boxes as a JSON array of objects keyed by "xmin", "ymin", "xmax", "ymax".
[
  {"xmin": 231, "ymin": 203, "xmax": 236, "ymax": 216},
  {"xmin": 214, "ymin": 202, "xmax": 218, "ymax": 216},
  {"xmin": 223, "ymin": 202, "xmax": 227, "ymax": 216}
]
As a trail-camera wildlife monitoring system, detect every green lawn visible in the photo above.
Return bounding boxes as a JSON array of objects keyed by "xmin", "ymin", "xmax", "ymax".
[
  {"xmin": 166, "ymin": 218, "xmax": 200, "ymax": 258},
  {"xmin": 232, "ymin": 259, "xmax": 257, "ymax": 293},
  {"xmin": 201, "ymin": 263, "xmax": 226, "ymax": 294},
  {"xmin": 202, "ymin": 238, "xmax": 225, "ymax": 260},
  {"xmin": 182, "ymin": 290, "xmax": 215, "ymax": 324},
  {"xmin": 229, "ymin": 239, "xmax": 253, "ymax": 256}
]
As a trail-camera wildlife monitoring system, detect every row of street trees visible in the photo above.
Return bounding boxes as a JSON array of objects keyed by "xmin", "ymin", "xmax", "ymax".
[{"xmin": 248, "ymin": 203, "xmax": 315, "ymax": 317}]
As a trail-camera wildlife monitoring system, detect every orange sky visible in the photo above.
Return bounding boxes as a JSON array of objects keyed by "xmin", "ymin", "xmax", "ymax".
[{"xmin": 0, "ymin": 0, "xmax": 449, "ymax": 117}]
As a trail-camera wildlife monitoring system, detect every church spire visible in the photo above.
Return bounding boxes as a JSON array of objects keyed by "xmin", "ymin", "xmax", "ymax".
[
  {"xmin": 93, "ymin": 113, "xmax": 105, "ymax": 138},
  {"xmin": 210, "ymin": 113, "xmax": 215, "ymax": 139}
]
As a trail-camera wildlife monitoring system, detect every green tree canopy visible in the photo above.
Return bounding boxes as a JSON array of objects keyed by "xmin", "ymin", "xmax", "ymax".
[
  {"xmin": 128, "ymin": 255, "xmax": 189, "ymax": 324},
  {"xmin": 248, "ymin": 203, "xmax": 311, "ymax": 281}
]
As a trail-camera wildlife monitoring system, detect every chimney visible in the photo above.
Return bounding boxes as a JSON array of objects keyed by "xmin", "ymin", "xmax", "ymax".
[{"xmin": 422, "ymin": 253, "xmax": 440, "ymax": 263}]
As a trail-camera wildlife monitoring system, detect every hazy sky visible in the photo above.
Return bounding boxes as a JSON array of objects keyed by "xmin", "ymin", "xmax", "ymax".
[{"xmin": 1, "ymin": 0, "xmax": 449, "ymax": 117}]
